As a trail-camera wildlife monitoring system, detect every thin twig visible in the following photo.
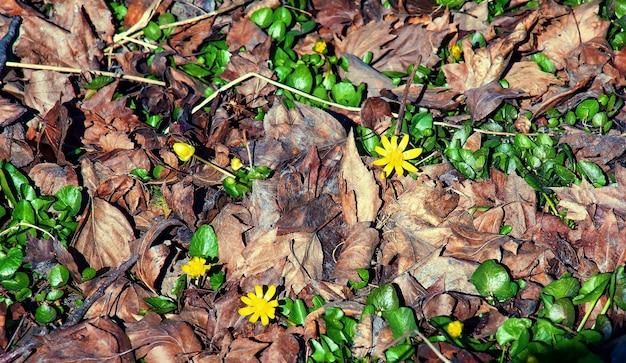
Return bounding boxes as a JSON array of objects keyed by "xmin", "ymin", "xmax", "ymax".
[
  {"xmin": 395, "ymin": 56, "xmax": 422, "ymax": 136},
  {"xmin": 4, "ymin": 61, "xmax": 166, "ymax": 86}
]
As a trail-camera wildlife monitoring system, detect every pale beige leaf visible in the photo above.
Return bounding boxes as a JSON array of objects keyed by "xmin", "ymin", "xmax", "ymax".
[
  {"xmin": 340, "ymin": 129, "xmax": 381, "ymax": 224},
  {"xmin": 505, "ymin": 61, "xmax": 565, "ymax": 97},
  {"xmin": 331, "ymin": 223, "xmax": 378, "ymax": 284}
]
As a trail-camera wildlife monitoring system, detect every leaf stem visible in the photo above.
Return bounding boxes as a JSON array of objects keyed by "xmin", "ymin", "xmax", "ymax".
[{"xmin": 192, "ymin": 155, "xmax": 236, "ymax": 179}]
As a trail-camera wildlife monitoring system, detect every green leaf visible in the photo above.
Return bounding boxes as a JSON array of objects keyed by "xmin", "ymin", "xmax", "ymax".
[
  {"xmin": 385, "ymin": 344, "xmax": 415, "ymax": 362},
  {"xmin": 330, "ymin": 81, "xmax": 363, "ymax": 107},
  {"xmin": 84, "ymin": 76, "xmax": 115, "ymax": 90},
  {"xmin": 189, "ymin": 224, "xmax": 219, "ymax": 259},
  {"xmin": 46, "ymin": 289, "xmax": 64, "ymax": 301},
  {"xmin": 53, "ymin": 185, "xmax": 82, "ymax": 216},
  {"xmin": 573, "ymin": 272, "xmax": 611, "ymax": 305},
  {"xmin": 48, "ymin": 265, "xmax": 70, "ymax": 288},
  {"xmin": 614, "ymin": 266, "xmax": 626, "ymax": 310},
  {"xmin": 171, "ymin": 274, "xmax": 187, "ymax": 297},
  {"xmin": 357, "ymin": 126, "xmax": 380, "ymax": 156},
  {"xmin": 81, "ymin": 267, "xmax": 97, "ymax": 282},
  {"xmin": 309, "ymin": 338, "xmax": 334, "ymax": 362},
  {"xmin": 144, "ymin": 296, "xmax": 177, "ymax": 314},
  {"xmin": 384, "ymin": 307, "xmax": 418, "ymax": 339},
  {"xmin": 287, "ymin": 64, "xmax": 313, "ymax": 93},
  {"xmin": 532, "ymin": 318, "xmax": 567, "ymax": 345},
  {"xmin": 545, "ymin": 298, "xmax": 576, "ymax": 327},
  {"xmin": 471, "ymin": 260, "xmax": 518, "ymax": 301},
  {"xmin": 577, "ymin": 161, "xmax": 606, "ymax": 187},
  {"xmin": 366, "ymin": 284, "xmax": 399, "ymax": 313},
  {"xmin": 542, "ymin": 276, "xmax": 580, "ymax": 299},
  {"xmin": 13, "ymin": 199, "xmax": 35, "ymax": 224},
  {"xmin": 143, "ymin": 21, "xmax": 162, "ymax": 41},
  {"xmin": 181, "ymin": 63, "xmax": 213, "ymax": 78},
  {"xmin": 0, "ymin": 248, "xmax": 23, "ymax": 280},
  {"xmin": 289, "ymin": 298, "xmax": 308, "ymax": 326},
  {"xmin": 496, "ymin": 318, "xmax": 532, "ymax": 356},
  {"xmin": 514, "ymin": 134, "xmax": 536, "ymax": 149},
  {"xmin": 35, "ymin": 304, "xmax": 57, "ymax": 323},
  {"xmin": 2, "ymin": 271, "xmax": 29, "ymax": 291},
  {"xmin": 575, "ymin": 99, "xmax": 600, "ymax": 122},
  {"xmin": 209, "ymin": 270, "xmax": 224, "ymax": 290},
  {"xmin": 250, "ymin": 8, "xmax": 274, "ymax": 29},
  {"xmin": 267, "ymin": 20, "xmax": 287, "ymax": 40},
  {"xmin": 273, "ymin": 7, "xmax": 293, "ymax": 27}
]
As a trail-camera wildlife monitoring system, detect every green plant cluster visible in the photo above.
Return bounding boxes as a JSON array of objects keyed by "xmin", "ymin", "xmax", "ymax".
[
  {"xmin": 468, "ymin": 260, "xmax": 626, "ymax": 362},
  {"xmin": 250, "ymin": 3, "xmax": 365, "ymax": 108},
  {"xmin": 0, "ymin": 161, "xmax": 88, "ymax": 325}
]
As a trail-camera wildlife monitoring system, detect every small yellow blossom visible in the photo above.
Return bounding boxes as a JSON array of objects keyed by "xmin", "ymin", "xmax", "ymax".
[
  {"xmin": 451, "ymin": 44, "xmax": 462, "ymax": 61},
  {"xmin": 314, "ymin": 39, "xmax": 327, "ymax": 54},
  {"xmin": 181, "ymin": 256, "xmax": 211, "ymax": 279},
  {"xmin": 173, "ymin": 142, "xmax": 195, "ymax": 162},
  {"xmin": 238, "ymin": 285, "xmax": 279, "ymax": 326},
  {"xmin": 445, "ymin": 320, "xmax": 464, "ymax": 339},
  {"xmin": 231, "ymin": 157, "xmax": 243, "ymax": 171},
  {"xmin": 373, "ymin": 134, "xmax": 422, "ymax": 178}
]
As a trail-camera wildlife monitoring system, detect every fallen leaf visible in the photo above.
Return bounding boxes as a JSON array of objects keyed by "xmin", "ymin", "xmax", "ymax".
[{"xmin": 331, "ymin": 222, "xmax": 379, "ymax": 284}]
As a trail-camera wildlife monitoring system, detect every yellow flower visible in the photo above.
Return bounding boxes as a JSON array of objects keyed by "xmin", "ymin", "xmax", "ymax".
[
  {"xmin": 238, "ymin": 285, "xmax": 279, "ymax": 326},
  {"xmin": 314, "ymin": 39, "xmax": 327, "ymax": 54},
  {"xmin": 445, "ymin": 320, "xmax": 464, "ymax": 339},
  {"xmin": 173, "ymin": 142, "xmax": 195, "ymax": 162},
  {"xmin": 230, "ymin": 157, "xmax": 243, "ymax": 171},
  {"xmin": 373, "ymin": 134, "xmax": 422, "ymax": 178},
  {"xmin": 451, "ymin": 44, "xmax": 462, "ymax": 61},
  {"xmin": 181, "ymin": 256, "xmax": 211, "ymax": 279}
]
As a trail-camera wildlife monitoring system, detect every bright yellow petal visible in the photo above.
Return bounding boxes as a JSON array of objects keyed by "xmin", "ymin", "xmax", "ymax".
[
  {"xmin": 260, "ymin": 313, "xmax": 269, "ymax": 326},
  {"xmin": 269, "ymin": 300, "xmax": 279, "ymax": 308},
  {"xmin": 395, "ymin": 163, "xmax": 405, "ymax": 177},
  {"xmin": 383, "ymin": 163, "xmax": 394, "ymax": 177},
  {"xmin": 249, "ymin": 312, "xmax": 260, "ymax": 323},
  {"xmin": 398, "ymin": 134, "xmax": 410, "ymax": 151},
  {"xmin": 380, "ymin": 135, "xmax": 392, "ymax": 150},
  {"xmin": 264, "ymin": 285, "xmax": 276, "ymax": 300},
  {"xmin": 402, "ymin": 161, "xmax": 418, "ymax": 173},
  {"xmin": 374, "ymin": 146, "xmax": 387, "ymax": 156},
  {"xmin": 403, "ymin": 148, "xmax": 422, "ymax": 160},
  {"xmin": 238, "ymin": 306, "xmax": 254, "ymax": 316},
  {"xmin": 241, "ymin": 296, "xmax": 253, "ymax": 305},
  {"xmin": 373, "ymin": 156, "xmax": 391, "ymax": 166},
  {"xmin": 255, "ymin": 285, "xmax": 264, "ymax": 298},
  {"xmin": 389, "ymin": 135, "xmax": 399, "ymax": 149}
]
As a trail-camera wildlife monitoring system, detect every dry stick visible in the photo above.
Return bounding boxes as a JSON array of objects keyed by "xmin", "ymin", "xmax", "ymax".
[
  {"xmin": 4, "ymin": 61, "xmax": 166, "ymax": 86},
  {"xmin": 395, "ymin": 56, "xmax": 422, "ymax": 136},
  {"xmin": 0, "ymin": 254, "xmax": 140, "ymax": 363}
]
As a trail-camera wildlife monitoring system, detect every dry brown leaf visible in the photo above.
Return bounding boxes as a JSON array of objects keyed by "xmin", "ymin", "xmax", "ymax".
[
  {"xmin": 558, "ymin": 127, "xmax": 626, "ymax": 167},
  {"xmin": 338, "ymin": 54, "xmax": 395, "ymax": 98},
  {"xmin": 83, "ymin": 277, "xmax": 152, "ymax": 324},
  {"xmin": 579, "ymin": 210, "xmax": 626, "ymax": 273},
  {"xmin": 29, "ymin": 163, "xmax": 80, "ymax": 196},
  {"xmin": 535, "ymin": 1, "xmax": 609, "ymax": 70},
  {"xmin": 259, "ymin": 331, "xmax": 301, "ymax": 363},
  {"xmin": 0, "ymin": 96, "xmax": 26, "ymax": 128},
  {"xmin": 213, "ymin": 204, "xmax": 251, "ymax": 281},
  {"xmin": 28, "ymin": 317, "xmax": 134, "ymax": 363},
  {"xmin": 227, "ymin": 17, "xmax": 269, "ymax": 52},
  {"xmin": 504, "ymin": 61, "xmax": 565, "ymax": 97},
  {"xmin": 127, "ymin": 313, "xmax": 203, "ymax": 363},
  {"xmin": 340, "ymin": 129, "xmax": 381, "ymax": 225},
  {"xmin": 73, "ymin": 197, "xmax": 135, "ymax": 270},
  {"xmin": 0, "ymin": 131, "xmax": 34, "ymax": 168},
  {"xmin": 334, "ymin": 21, "xmax": 395, "ymax": 63},
  {"xmin": 225, "ymin": 337, "xmax": 268, "ymax": 363},
  {"xmin": 374, "ymin": 22, "xmax": 450, "ymax": 72},
  {"xmin": 256, "ymin": 101, "xmax": 347, "ymax": 169},
  {"xmin": 312, "ymin": 0, "xmax": 361, "ymax": 34},
  {"xmin": 331, "ymin": 223, "xmax": 378, "ymax": 284}
]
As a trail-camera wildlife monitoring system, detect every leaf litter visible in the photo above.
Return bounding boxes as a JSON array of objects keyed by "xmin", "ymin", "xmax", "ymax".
[{"xmin": 0, "ymin": 0, "xmax": 625, "ymax": 361}]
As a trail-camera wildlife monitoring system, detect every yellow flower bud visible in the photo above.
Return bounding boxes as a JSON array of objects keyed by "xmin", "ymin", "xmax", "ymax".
[
  {"xmin": 231, "ymin": 157, "xmax": 243, "ymax": 171},
  {"xmin": 173, "ymin": 142, "xmax": 195, "ymax": 162},
  {"xmin": 314, "ymin": 39, "xmax": 327, "ymax": 54},
  {"xmin": 451, "ymin": 44, "xmax": 462, "ymax": 61},
  {"xmin": 445, "ymin": 320, "xmax": 464, "ymax": 339}
]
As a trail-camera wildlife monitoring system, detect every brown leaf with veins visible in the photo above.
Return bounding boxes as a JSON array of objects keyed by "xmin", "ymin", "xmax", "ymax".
[
  {"xmin": 227, "ymin": 17, "xmax": 268, "ymax": 52},
  {"xmin": 443, "ymin": 12, "xmax": 537, "ymax": 93},
  {"xmin": 0, "ymin": 97, "xmax": 26, "ymax": 128},
  {"xmin": 334, "ymin": 21, "xmax": 396, "ymax": 63},
  {"xmin": 331, "ymin": 223, "xmax": 378, "ymax": 284},
  {"xmin": 504, "ymin": 61, "xmax": 565, "ymax": 98},
  {"xmin": 558, "ymin": 127, "xmax": 626, "ymax": 167},
  {"xmin": 73, "ymin": 197, "xmax": 135, "ymax": 270},
  {"xmin": 29, "ymin": 163, "xmax": 79, "ymax": 196},
  {"xmin": 340, "ymin": 129, "xmax": 381, "ymax": 225},
  {"xmin": 213, "ymin": 204, "xmax": 251, "ymax": 281},
  {"xmin": 29, "ymin": 317, "xmax": 134, "ymax": 362},
  {"xmin": 535, "ymin": 1, "xmax": 609, "ymax": 70},
  {"xmin": 127, "ymin": 313, "xmax": 202, "ymax": 363},
  {"xmin": 312, "ymin": 0, "xmax": 361, "ymax": 34},
  {"xmin": 579, "ymin": 210, "xmax": 626, "ymax": 273},
  {"xmin": 374, "ymin": 22, "xmax": 450, "ymax": 72}
]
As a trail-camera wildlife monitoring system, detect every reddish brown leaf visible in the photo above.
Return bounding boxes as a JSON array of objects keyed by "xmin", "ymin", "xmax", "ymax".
[
  {"xmin": 0, "ymin": 96, "xmax": 26, "ymax": 127},
  {"xmin": 29, "ymin": 163, "xmax": 79, "ymax": 196},
  {"xmin": 73, "ymin": 197, "xmax": 135, "ymax": 270},
  {"xmin": 331, "ymin": 223, "xmax": 378, "ymax": 284}
]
